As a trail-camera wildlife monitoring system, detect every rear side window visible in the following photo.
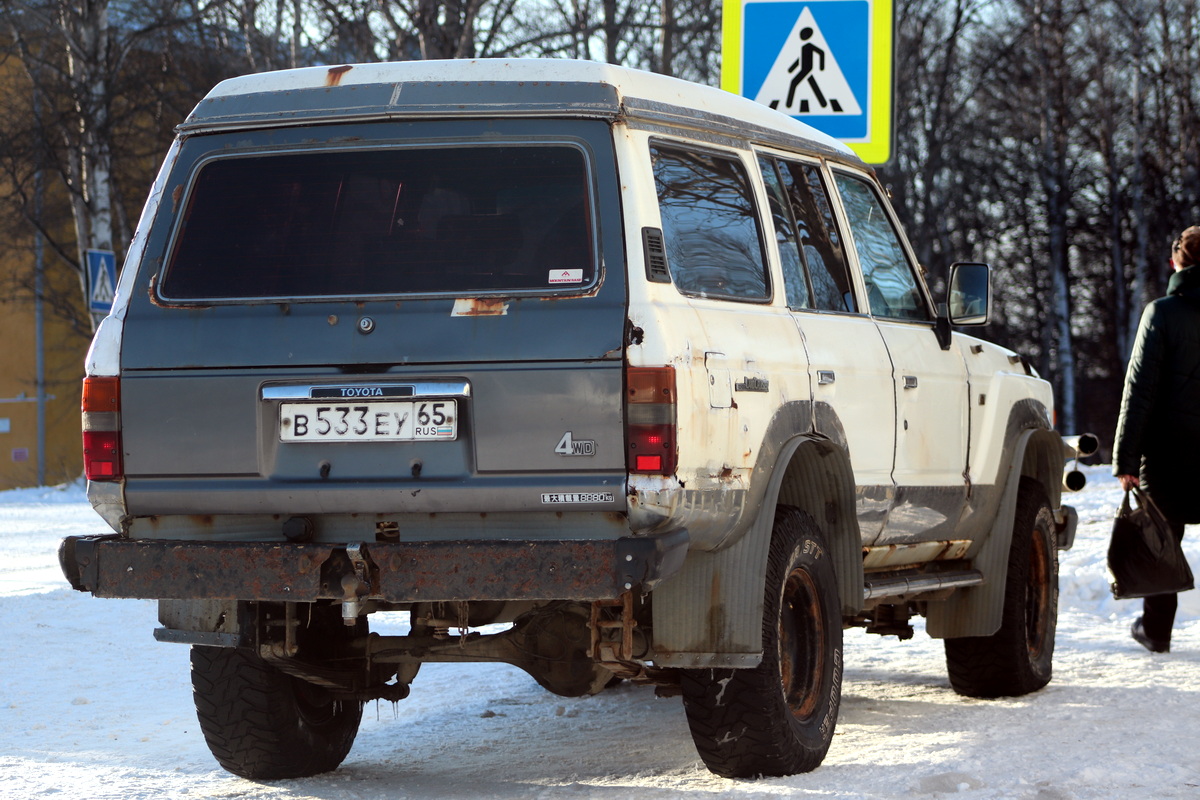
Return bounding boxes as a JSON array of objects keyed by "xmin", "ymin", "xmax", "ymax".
[
  {"xmin": 651, "ymin": 145, "xmax": 770, "ymax": 301},
  {"xmin": 159, "ymin": 145, "xmax": 595, "ymax": 300}
]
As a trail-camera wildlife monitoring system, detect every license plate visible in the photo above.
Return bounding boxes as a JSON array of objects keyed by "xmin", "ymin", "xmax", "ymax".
[{"xmin": 279, "ymin": 400, "xmax": 457, "ymax": 442}]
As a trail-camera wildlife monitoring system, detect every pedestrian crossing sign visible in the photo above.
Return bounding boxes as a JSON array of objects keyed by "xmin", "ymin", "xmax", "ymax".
[
  {"xmin": 86, "ymin": 249, "xmax": 117, "ymax": 316},
  {"xmin": 722, "ymin": 0, "xmax": 893, "ymax": 164}
]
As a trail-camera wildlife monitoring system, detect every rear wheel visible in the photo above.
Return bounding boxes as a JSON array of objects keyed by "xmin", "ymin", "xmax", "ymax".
[
  {"xmin": 945, "ymin": 476, "xmax": 1058, "ymax": 698},
  {"xmin": 191, "ymin": 645, "xmax": 363, "ymax": 779},
  {"xmin": 680, "ymin": 506, "xmax": 843, "ymax": 777}
]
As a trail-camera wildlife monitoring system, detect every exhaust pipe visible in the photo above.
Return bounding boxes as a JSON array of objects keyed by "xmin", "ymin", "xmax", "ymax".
[
  {"xmin": 1061, "ymin": 432, "xmax": 1099, "ymax": 492},
  {"xmin": 1062, "ymin": 432, "xmax": 1100, "ymax": 458},
  {"xmin": 1063, "ymin": 469, "xmax": 1087, "ymax": 492}
]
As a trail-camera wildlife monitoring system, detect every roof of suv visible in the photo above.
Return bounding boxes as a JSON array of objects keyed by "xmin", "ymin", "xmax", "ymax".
[{"xmin": 181, "ymin": 58, "xmax": 855, "ymax": 161}]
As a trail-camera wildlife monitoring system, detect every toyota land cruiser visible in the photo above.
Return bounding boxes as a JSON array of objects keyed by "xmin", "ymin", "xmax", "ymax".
[{"xmin": 60, "ymin": 59, "xmax": 1080, "ymax": 780}]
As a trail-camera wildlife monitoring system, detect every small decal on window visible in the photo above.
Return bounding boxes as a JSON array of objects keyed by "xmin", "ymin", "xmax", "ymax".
[{"xmin": 548, "ymin": 269, "xmax": 584, "ymax": 284}]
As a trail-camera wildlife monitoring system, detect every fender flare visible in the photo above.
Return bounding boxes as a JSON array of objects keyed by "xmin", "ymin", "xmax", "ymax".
[
  {"xmin": 649, "ymin": 432, "xmax": 860, "ymax": 668},
  {"xmin": 926, "ymin": 418, "xmax": 1062, "ymax": 639}
]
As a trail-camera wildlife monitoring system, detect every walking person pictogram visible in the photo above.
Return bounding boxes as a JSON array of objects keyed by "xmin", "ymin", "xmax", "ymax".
[
  {"xmin": 771, "ymin": 27, "xmax": 843, "ymax": 113},
  {"xmin": 753, "ymin": 7, "xmax": 860, "ymax": 118}
]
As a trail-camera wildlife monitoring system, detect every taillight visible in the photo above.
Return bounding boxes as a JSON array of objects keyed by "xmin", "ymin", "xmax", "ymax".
[
  {"xmin": 82, "ymin": 376, "xmax": 122, "ymax": 481},
  {"xmin": 626, "ymin": 366, "xmax": 676, "ymax": 475}
]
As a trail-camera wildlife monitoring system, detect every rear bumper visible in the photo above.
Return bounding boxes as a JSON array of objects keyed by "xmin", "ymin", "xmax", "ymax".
[{"xmin": 59, "ymin": 530, "xmax": 690, "ymax": 603}]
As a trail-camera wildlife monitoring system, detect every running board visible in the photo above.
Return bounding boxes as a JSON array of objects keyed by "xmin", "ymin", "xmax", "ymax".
[{"xmin": 863, "ymin": 569, "xmax": 984, "ymax": 601}]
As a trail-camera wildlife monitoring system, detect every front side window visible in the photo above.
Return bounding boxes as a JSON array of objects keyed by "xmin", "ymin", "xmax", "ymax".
[
  {"xmin": 763, "ymin": 157, "xmax": 856, "ymax": 313},
  {"xmin": 833, "ymin": 173, "xmax": 930, "ymax": 321},
  {"xmin": 159, "ymin": 145, "xmax": 595, "ymax": 300},
  {"xmin": 651, "ymin": 145, "xmax": 770, "ymax": 301}
]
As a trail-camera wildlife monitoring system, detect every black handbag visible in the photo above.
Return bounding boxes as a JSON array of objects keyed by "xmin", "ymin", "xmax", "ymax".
[{"xmin": 1108, "ymin": 487, "xmax": 1195, "ymax": 599}]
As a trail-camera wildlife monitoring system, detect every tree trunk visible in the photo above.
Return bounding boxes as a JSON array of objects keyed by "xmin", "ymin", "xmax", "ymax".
[
  {"xmin": 1107, "ymin": 154, "xmax": 1128, "ymax": 366},
  {"xmin": 1032, "ymin": 0, "xmax": 1076, "ymax": 432},
  {"xmin": 659, "ymin": 0, "xmax": 674, "ymax": 76},
  {"xmin": 62, "ymin": 0, "xmax": 116, "ymax": 329},
  {"xmin": 1129, "ymin": 68, "xmax": 1150, "ymax": 361},
  {"xmin": 603, "ymin": 0, "xmax": 619, "ymax": 64}
]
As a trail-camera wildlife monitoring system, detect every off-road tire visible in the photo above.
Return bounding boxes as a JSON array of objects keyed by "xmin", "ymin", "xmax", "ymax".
[
  {"xmin": 191, "ymin": 646, "xmax": 363, "ymax": 779},
  {"xmin": 680, "ymin": 506, "xmax": 843, "ymax": 777},
  {"xmin": 945, "ymin": 476, "xmax": 1058, "ymax": 698}
]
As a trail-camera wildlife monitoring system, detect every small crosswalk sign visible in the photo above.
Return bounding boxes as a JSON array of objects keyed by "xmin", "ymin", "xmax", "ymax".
[
  {"xmin": 723, "ymin": 0, "xmax": 893, "ymax": 164},
  {"xmin": 86, "ymin": 249, "xmax": 117, "ymax": 317}
]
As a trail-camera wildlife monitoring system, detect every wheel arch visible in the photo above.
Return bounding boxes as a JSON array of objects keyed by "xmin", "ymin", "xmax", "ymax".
[
  {"xmin": 1018, "ymin": 426, "xmax": 1066, "ymax": 514},
  {"xmin": 927, "ymin": 399, "xmax": 1062, "ymax": 639},
  {"xmin": 774, "ymin": 436, "xmax": 863, "ymax": 618},
  {"xmin": 650, "ymin": 433, "xmax": 861, "ymax": 668}
]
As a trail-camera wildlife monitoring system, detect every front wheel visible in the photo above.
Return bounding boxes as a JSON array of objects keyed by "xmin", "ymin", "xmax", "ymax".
[
  {"xmin": 680, "ymin": 506, "xmax": 843, "ymax": 777},
  {"xmin": 191, "ymin": 646, "xmax": 363, "ymax": 779},
  {"xmin": 945, "ymin": 476, "xmax": 1058, "ymax": 698}
]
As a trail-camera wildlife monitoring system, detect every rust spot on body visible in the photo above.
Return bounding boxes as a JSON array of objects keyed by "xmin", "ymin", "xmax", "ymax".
[
  {"xmin": 326, "ymin": 65, "xmax": 353, "ymax": 86},
  {"xmin": 452, "ymin": 297, "xmax": 509, "ymax": 317}
]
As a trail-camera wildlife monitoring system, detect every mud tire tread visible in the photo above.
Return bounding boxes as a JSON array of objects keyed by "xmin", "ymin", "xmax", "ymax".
[
  {"xmin": 680, "ymin": 506, "xmax": 842, "ymax": 778},
  {"xmin": 945, "ymin": 476, "xmax": 1058, "ymax": 698},
  {"xmin": 191, "ymin": 645, "xmax": 362, "ymax": 779}
]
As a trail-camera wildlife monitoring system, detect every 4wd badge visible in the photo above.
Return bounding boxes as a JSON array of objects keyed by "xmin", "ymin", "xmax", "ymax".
[{"xmin": 554, "ymin": 431, "xmax": 596, "ymax": 456}]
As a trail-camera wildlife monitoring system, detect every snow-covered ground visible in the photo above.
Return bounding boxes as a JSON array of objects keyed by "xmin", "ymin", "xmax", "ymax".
[{"xmin": 2, "ymin": 465, "xmax": 1197, "ymax": 800}]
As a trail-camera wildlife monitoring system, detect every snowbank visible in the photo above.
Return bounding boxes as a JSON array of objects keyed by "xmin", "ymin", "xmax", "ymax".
[{"xmin": 1, "ymin": 466, "xmax": 1197, "ymax": 799}]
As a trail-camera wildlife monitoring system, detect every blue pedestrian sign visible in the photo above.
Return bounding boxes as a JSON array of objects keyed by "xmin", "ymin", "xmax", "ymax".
[
  {"xmin": 86, "ymin": 249, "xmax": 117, "ymax": 316},
  {"xmin": 722, "ymin": 0, "xmax": 893, "ymax": 164}
]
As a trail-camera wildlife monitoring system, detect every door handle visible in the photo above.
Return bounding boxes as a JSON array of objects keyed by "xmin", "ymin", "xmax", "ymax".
[
  {"xmin": 817, "ymin": 370, "xmax": 835, "ymax": 385},
  {"xmin": 903, "ymin": 375, "xmax": 918, "ymax": 389}
]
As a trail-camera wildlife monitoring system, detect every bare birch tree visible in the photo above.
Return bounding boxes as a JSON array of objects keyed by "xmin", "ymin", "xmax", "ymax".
[{"xmin": 2, "ymin": 0, "xmax": 194, "ymax": 331}]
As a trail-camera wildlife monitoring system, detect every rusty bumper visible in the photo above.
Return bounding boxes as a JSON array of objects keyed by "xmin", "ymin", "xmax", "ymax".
[{"xmin": 58, "ymin": 531, "xmax": 690, "ymax": 603}]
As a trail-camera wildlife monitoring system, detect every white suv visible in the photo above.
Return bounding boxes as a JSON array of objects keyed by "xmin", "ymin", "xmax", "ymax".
[{"xmin": 61, "ymin": 59, "xmax": 1078, "ymax": 780}]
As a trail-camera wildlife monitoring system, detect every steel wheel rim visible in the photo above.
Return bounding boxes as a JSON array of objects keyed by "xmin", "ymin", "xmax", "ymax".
[
  {"xmin": 779, "ymin": 565, "xmax": 825, "ymax": 721},
  {"xmin": 1025, "ymin": 525, "xmax": 1051, "ymax": 660}
]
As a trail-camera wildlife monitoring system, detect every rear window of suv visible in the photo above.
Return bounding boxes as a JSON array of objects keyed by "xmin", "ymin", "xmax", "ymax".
[{"xmin": 158, "ymin": 144, "xmax": 595, "ymax": 301}]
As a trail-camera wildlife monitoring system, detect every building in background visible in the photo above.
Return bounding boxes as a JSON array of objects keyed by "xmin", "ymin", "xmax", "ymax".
[
  {"xmin": 0, "ymin": 37, "xmax": 97, "ymax": 489},
  {"xmin": 0, "ymin": 235, "xmax": 88, "ymax": 489}
]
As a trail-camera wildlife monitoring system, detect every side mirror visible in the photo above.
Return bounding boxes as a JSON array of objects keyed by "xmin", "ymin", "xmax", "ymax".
[{"xmin": 947, "ymin": 262, "xmax": 990, "ymax": 326}]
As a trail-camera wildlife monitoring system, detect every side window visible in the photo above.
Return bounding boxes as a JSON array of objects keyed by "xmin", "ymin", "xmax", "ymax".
[
  {"xmin": 833, "ymin": 173, "xmax": 931, "ymax": 321},
  {"xmin": 651, "ymin": 145, "xmax": 770, "ymax": 301},
  {"xmin": 776, "ymin": 160, "xmax": 856, "ymax": 312},
  {"xmin": 758, "ymin": 156, "xmax": 811, "ymax": 308}
]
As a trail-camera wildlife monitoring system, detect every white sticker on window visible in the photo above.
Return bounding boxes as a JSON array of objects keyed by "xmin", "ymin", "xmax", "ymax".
[{"xmin": 548, "ymin": 269, "xmax": 584, "ymax": 284}]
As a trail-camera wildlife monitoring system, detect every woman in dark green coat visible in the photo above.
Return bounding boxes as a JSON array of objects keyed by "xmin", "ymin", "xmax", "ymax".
[{"xmin": 1113, "ymin": 225, "xmax": 1200, "ymax": 653}]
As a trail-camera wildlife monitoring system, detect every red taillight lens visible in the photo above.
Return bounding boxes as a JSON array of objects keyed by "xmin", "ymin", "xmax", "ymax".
[
  {"xmin": 82, "ymin": 431, "xmax": 122, "ymax": 478},
  {"xmin": 635, "ymin": 453, "xmax": 663, "ymax": 472},
  {"xmin": 626, "ymin": 366, "xmax": 676, "ymax": 475},
  {"xmin": 82, "ymin": 376, "xmax": 122, "ymax": 481}
]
